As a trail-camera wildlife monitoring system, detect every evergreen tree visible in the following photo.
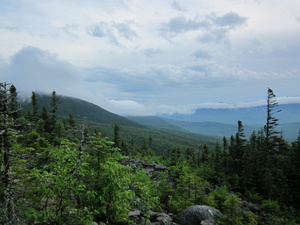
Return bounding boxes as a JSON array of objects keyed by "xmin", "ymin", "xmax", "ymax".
[
  {"xmin": 30, "ymin": 91, "xmax": 39, "ymax": 121},
  {"xmin": 288, "ymin": 133, "xmax": 300, "ymax": 209},
  {"xmin": 113, "ymin": 123, "xmax": 120, "ymax": 148},
  {"xmin": 264, "ymin": 88, "xmax": 281, "ymax": 152},
  {"xmin": 0, "ymin": 83, "xmax": 23, "ymax": 224},
  {"xmin": 50, "ymin": 90, "xmax": 60, "ymax": 115},
  {"xmin": 186, "ymin": 147, "xmax": 196, "ymax": 167}
]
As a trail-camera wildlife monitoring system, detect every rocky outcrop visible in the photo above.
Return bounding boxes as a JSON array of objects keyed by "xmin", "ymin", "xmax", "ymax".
[
  {"xmin": 181, "ymin": 205, "xmax": 222, "ymax": 225},
  {"xmin": 123, "ymin": 159, "xmax": 168, "ymax": 176},
  {"xmin": 129, "ymin": 210, "xmax": 178, "ymax": 225}
]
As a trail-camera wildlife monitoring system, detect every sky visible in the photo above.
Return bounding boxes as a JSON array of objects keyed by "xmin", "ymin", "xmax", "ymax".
[{"xmin": 0, "ymin": 0, "xmax": 300, "ymax": 116}]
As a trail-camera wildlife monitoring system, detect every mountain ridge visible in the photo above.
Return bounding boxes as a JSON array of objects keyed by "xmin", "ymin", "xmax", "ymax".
[
  {"xmin": 159, "ymin": 103, "xmax": 300, "ymax": 124},
  {"xmin": 21, "ymin": 93, "xmax": 144, "ymax": 128}
]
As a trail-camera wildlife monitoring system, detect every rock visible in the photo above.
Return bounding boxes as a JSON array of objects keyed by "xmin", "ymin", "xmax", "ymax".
[
  {"xmin": 150, "ymin": 212, "xmax": 177, "ymax": 225},
  {"xmin": 181, "ymin": 205, "xmax": 222, "ymax": 225},
  {"xmin": 90, "ymin": 222, "xmax": 98, "ymax": 225},
  {"xmin": 129, "ymin": 209, "xmax": 142, "ymax": 217},
  {"xmin": 241, "ymin": 200, "xmax": 260, "ymax": 213},
  {"xmin": 154, "ymin": 164, "xmax": 168, "ymax": 171},
  {"xmin": 200, "ymin": 219, "xmax": 215, "ymax": 225},
  {"xmin": 156, "ymin": 213, "xmax": 173, "ymax": 225}
]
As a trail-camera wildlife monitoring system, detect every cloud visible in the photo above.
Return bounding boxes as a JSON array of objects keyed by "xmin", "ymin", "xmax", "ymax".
[
  {"xmin": 87, "ymin": 21, "xmax": 138, "ymax": 46},
  {"xmin": 191, "ymin": 50, "xmax": 210, "ymax": 59},
  {"xmin": 107, "ymin": 99, "xmax": 193, "ymax": 116},
  {"xmin": 3, "ymin": 46, "xmax": 81, "ymax": 95},
  {"xmin": 198, "ymin": 28, "xmax": 229, "ymax": 43},
  {"xmin": 159, "ymin": 16, "xmax": 207, "ymax": 38},
  {"xmin": 114, "ymin": 22, "xmax": 138, "ymax": 40},
  {"xmin": 210, "ymin": 12, "xmax": 248, "ymax": 29},
  {"xmin": 141, "ymin": 48, "xmax": 163, "ymax": 57},
  {"xmin": 0, "ymin": 26, "xmax": 22, "ymax": 32},
  {"xmin": 171, "ymin": 1, "xmax": 187, "ymax": 12},
  {"xmin": 160, "ymin": 12, "xmax": 247, "ymax": 42},
  {"xmin": 62, "ymin": 24, "xmax": 78, "ymax": 37}
]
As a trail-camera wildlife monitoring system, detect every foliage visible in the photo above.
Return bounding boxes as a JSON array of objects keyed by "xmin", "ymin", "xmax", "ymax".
[
  {"xmin": 84, "ymin": 133, "xmax": 134, "ymax": 223},
  {"xmin": 131, "ymin": 169, "xmax": 161, "ymax": 220},
  {"xmin": 167, "ymin": 161, "xmax": 209, "ymax": 213}
]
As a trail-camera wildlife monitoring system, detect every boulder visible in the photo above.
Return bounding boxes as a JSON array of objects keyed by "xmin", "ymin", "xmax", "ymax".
[
  {"xmin": 129, "ymin": 209, "xmax": 142, "ymax": 217},
  {"xmin": 156, "ymin": 213, "xmax": 173, "ymax": 225},
  {"xmin": 181, "ymin": 205, "xmax": 222, "ymax": 225}
]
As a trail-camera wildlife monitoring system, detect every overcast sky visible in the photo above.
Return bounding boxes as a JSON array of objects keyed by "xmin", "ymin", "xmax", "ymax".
[{"xmin": 1, "ymin": 0, "xmax": 300, "ymax": 116}]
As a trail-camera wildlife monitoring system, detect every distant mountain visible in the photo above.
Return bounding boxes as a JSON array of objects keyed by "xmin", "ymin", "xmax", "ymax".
[
  {"xmin": 126, "ymin": 116, "xmax": 187, "ymax": 132},
  {"xmin": 160, "ymin": 103, "xmax": 300, "ymax": 125},
  {"xmin": 21, "ymin": 93, "xmax": 144, "ymax": 128},
  {"xmin": 128, "ymin": 116, "xmax": 300, "ymax": 142}
]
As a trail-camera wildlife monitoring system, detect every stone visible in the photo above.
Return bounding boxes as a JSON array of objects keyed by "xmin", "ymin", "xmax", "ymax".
[
  {"xmin": 181, "ymin": 205, "xmax": 222, "ymax": 225},
  {"xmin": 90, "ymin": 222, "xmax": 98, "ymax": 225},
  {"xmin": 154, "ymin": 164, "xmax": 167, "ymax": 171},
  {"xmin": 129, "ymin": 209, "xmax": 142, "ymax": 217},
  {"xmin": 156, "ymin": 213, "xmax": 173, "ymax": 225}
]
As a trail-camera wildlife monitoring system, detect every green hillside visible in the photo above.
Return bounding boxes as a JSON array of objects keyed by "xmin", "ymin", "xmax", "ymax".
[
  {"xmin": 20, "ymin": 93, "xmax": 217, "ymax": 153},
  {"xmin": 126, "ymin": 116, "xmax": 187, "ymax": 132},
  {"xmin": 84, "ymin": 121, "xmax": 216, "ymax": 155},
  {"xmin": 21, "ymin": 93, "xmax": 144, "ymax": 128}
]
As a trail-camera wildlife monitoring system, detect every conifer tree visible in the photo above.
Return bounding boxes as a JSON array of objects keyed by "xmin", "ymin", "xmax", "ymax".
[
  {"xmin": 0, "ymin": 82, "xmax": 21, "ymax": 224},
  {"xmin": 50, "ymin": 90, "xmax": 60, "ymax": 115},
  {"xmin": 113, "ymin": 123, "xmax": 120, "ymax": 148},
  {"xmin": 30, "ymin": 91, "xmax": 39, "ymax": 121},
  {"xmin": 264, "ymin": 88, "xmax": 281, "ymax": 151}
]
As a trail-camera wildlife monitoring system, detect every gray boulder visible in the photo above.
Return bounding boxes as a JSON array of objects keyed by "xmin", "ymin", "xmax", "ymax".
[
  {"xmin": 156, "ymin": 213, "xmax": 173, "ymax": 225},
  {"xmin": 182, "ymin": 205, "xmax": 222, "ymax": 225}
]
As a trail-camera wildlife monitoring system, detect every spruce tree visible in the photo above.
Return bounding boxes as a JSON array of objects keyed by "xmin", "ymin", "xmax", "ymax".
[
  {"xmin": 264, "ymin": 88, "xmax": 281, "ymax": 151},
  {"xmin": 113, "ymin": 123, "xmax": 120, "ymax": 148},
  {"xmin": 0, "ymin": 83, "xmax": 20, "ymax": 224},
  {"xmin": 30, "ymin": 91, "xmax": 39, "ymax": 121}
]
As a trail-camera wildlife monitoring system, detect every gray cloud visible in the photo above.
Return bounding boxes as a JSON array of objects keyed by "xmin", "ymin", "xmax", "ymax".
[
  {"xmin": 114, "ymin": 22, "xmax": 138, "ymax": 40},
  {"xmin": 0, "ymin": 26, "xmax": 22, "ymax": 32},
  {"xmin": 210, "ymin": 12, "xmax": 248, "ymax": 28},
  {"xmin": 198, "ymin": 28, "xmax": 229, "ymax": 43},
  {"xmin": 62, "ymin": 24, "xmax": 78, "ymax": 37},
  {"xmin": 159, "ymin": 16, "xmax": 207, "ymax": 38},
  {"xmin": 87, "ymin": 22, "xmax": 107, "ymax": 38},
  {"xmin": 171, "ymin": 1, "xmax": 187, "ymax": 12},
  {"xmin": 160, "ymin": 12, "xmax": 247, "ymax": 42},
  {"xmin": 141, "ymin": 48, "xmax": 163, "ymax": 57},
  {"xmin": 191, "ymin": 50, "xmax": 210, "ymax": 59},
  {"xmin": 4, "ymin": 46, "xmax": 80, "ymax": 95},
  {"xmin": 87, "ymin": 21, "xmax": 138, "ymax": 46}
]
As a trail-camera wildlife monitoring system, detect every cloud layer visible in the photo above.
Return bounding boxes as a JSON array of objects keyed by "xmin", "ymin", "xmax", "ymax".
[{"xmin": 0, "ymin": 0, "xmax": 300, "ymax": 116}]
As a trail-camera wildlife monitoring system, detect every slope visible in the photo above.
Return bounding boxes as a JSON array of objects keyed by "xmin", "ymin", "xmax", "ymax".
[
  {"xmin": 21, "ymin": 93, "xmax": 144, "ymax": 128},
  {"xmin": 126, "ymin": 116, "xmax": 188, "ymax": 132}
]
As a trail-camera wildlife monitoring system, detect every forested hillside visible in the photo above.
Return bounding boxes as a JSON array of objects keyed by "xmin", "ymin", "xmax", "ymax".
[
  {"xmin": 21, "ymin": 93, "xmax": 144, "ymax": 128},
  {"xmin": 1, "ymin": 83, "xmax": 300, "ymax": 224}
]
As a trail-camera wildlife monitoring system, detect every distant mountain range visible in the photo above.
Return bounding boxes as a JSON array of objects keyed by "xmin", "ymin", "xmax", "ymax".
[
  {"xmin": 159, "ymin": 104, "xmax": 300, "ymax": 124},
  {"xmin": 21, "ymin": 94, "xmax": 300, "ymax": 142},
  {"xmin": 127, "ymin": 116, "xmax": 300, "ymax": 142},
  {"xmin": 128, "ymin": 103, "xmax": 300, "ymax": 142}
]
